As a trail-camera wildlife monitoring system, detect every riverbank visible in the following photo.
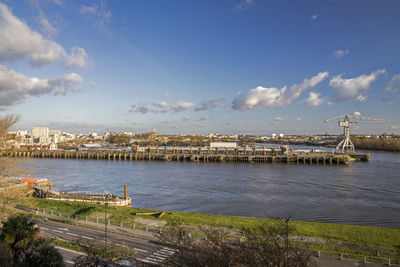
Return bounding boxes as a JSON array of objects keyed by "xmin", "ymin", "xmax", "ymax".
[{"xmin": 4, "ymin": 197, "xmax": 400, "ymax": 250}]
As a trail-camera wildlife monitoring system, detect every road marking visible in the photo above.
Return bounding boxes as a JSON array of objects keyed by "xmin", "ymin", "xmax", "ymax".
[
  {"xmin": 55, "ymin": 246, "xmax": 86, "ymax": 256},
  {"xmin": 41, "ymin": 227, "xmax": 49, "ymax": 230},
  {"xmin": 58, "ymin": 227, "xmax": 69, "ymax": 231},
  {"xmin": 66, "ymin": 232, "xmax": 78, "ymax": 237},
  {"xmin": 133, "ymin": 247, "xmax": 148, "ymax": 253},
  {"xmin": 143, "ymin": 247, "xmax": 176, "ymax": 264},
  {"xmin": 51, "ymin": 229, "xmax": 63, "ymax": 233},
  {"xmin": 81, "ymin": 235, "xmax": 93, "ymax": 240},
  {"xmin": 65, "ymin": 260, "xmax": 74, "ymax": 264},
  {"xmin": 115, "ymin": 243, "xmax": 148, "ymax": 253}
]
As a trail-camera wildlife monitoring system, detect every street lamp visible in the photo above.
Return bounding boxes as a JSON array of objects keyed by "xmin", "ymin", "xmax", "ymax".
[{"xmin": 104, "ymin": 190, "xmax": 112, "ymax": 252}]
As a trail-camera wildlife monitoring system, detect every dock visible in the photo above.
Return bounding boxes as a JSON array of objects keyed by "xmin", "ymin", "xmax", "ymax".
[{"xmin": 5, "ymin": 147, "xmax": 370, "ymax": 165}]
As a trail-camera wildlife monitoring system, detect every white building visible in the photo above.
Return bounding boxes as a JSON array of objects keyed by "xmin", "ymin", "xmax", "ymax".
[
  {"xmin": 49, "ymin": 130, "xmax": 61, "ymax": 143},
  {"xmin": 210, "ymin": 142, "xmax": 237, "ymax": 148},
  {"xmin": 32, "ymin": 127, "xmax": 49, "ymax": 138}
]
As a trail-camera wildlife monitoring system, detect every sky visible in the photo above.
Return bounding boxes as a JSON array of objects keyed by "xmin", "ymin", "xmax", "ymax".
[{"xmin": 1, "ymin": 0, "xmax": 400, "ymax": 135}]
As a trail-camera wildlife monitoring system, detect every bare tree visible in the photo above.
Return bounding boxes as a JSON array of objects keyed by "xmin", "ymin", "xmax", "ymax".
[
  {"xmin": 0, "ymin": 114, "xmax": 20, "ymax": 149},
  {"xmin": 155, "ymin": 219, "xmax": 315, "ymax": 267},
  {"xmin": 73, "ymin": 238, "xmax": 137, "ymax": 267},
  {"xmin": 0, "ymin": 114, "xmax": 21, "ymax": 178}
]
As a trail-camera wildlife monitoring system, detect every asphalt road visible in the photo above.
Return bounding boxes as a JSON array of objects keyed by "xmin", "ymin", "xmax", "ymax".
[
  {"xmin": 35, "ymin": 219, "xmax": 389, "ymax": 267},
  {"xmin": 35, "ymin": 219, "xmax": 174, "ymax": 266}
]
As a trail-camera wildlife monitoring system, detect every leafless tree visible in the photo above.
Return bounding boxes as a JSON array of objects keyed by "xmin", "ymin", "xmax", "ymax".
[
  {"xmin": 73, "ymin": 238, "xmax": 137, "ymax": 267},
  {"xmin": 155, "ymin": 218, "xmax": 316, "ymax": 267}
]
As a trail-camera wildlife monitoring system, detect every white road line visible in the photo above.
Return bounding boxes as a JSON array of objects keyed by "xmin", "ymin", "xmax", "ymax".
[
  {"xmin": 152, "ymin": 254, "xmax": 167, "ymax": 260},
  {"xmin": 41, "ymin": 227, "xmax": 49, "ymax": 230},
  {"xmin": 133, "ymin": 247, "xmax": 148, "ymax": 253},
  {"xmin": 146, "ymin": 256, "xmax": 163, "ymax": 262},
  {"xmin": 65, "ymin": 260, "xmax": 74, "ymax": 264},
  {"xmin": 51, "ymin": 229, "xmax": 63, "ymax": 233},
  {"xmin": 55, "ymin": 246, "xmax": 86, "ymax": 256},
  {"xmin": 81, "ymin": 235, "xmax": 93, "ymax": 240},
  {"xmin": 66, "ymin": 232, "xmax": 78, "ymax": 237},
  {"xmin": 58, "ymin": 227, "xmax": 69, "ymax": 231},
  {"xmin": 140, "ymin": 259, "xmax": 160, "ymax": 264}
]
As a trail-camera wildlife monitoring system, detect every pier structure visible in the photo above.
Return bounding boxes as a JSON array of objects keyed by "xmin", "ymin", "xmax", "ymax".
[{"xmin": 4, "ymin": 147, "xmax": 369, "ymax": 165}]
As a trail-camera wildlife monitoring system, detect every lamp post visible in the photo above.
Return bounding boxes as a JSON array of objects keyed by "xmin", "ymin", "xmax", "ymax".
[
  {"xmin": 284, "ymin": 217, "xmax": 291, "ymax": 267},
  {"xmin": 104, "ymin": 190, "xmax": 112, "ymax": 253}
]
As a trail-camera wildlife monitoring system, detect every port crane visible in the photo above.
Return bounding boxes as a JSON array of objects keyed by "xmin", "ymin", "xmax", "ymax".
[{"xmin": 325, "ymin": 114, "xmax": 387, "ymax": 153}]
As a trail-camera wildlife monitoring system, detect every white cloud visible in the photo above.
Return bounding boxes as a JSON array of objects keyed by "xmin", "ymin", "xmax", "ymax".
[
  {"xmin": 333, "ymin": 49, "xmax": 349, "ymax": 59},
  {"xmin": 64, "ymin": 47, "xmax": 88, "ymax": 68},
  {"xmin": 232, "ymin": 72, "xmax": 328, "ymax": 110},
  {"xmin": 288, "ymin": 71, "xmax": 329, "ymax": 101},
  {"xmin": 29, "ymin": 0, "xmax": 59, "ymax": 36},
  {"xmin": 80, "ymin": 4, "xmax": 98, "ymax": 15},
  {"xmin": 80, "ymin": 1, "xmax": 112, "ymax": 28},
  {"xmin": 163, "ymin": 91, "xmax": 170, "ymax": 98},
  {"xmin": 235, "ymin": 0, "xmax": 253, "ymax": 10},
  {"xmin": 89, "ymin": 81, "xmax": 97, "ymax": 87},
  {"xmin": 296, "ymin": 117, "xmax": 302, "ymax": 121},
  {"xmin": 329, "ymin": 69, "xmax": 385, "ymax": 102},
  {"xmin": 306, "ymin": 91, "xmax": 324, "ymax": 106},
  {"xmin": 0, "ymin": 3, "xmax": 88, "ymax": 68},
  {"xmin": 130, "ymin": 101, "xmax": 194, "ymax": 114},
  {"xmin": 274, "ymin": 117, "xmax": 285, "ymax": 121},
  {"xmin": 310, "ymin": 14, "xmax": 319, "ymax": 21},
  {"xmin": 353, "ymin": 111, "xmax": 361, "ymax": 116},
  {"xmin": 356, "ymin": 95, "xmax": 367, "ymax": 102},
  {"xmin": 385, "ymin": 74, "xmax": 400, "ymax": 92},
  {"xmin": 0, "ymin": 65, "xmax": 83, "ymax": 109},
  {"xmin": 195, "ymin": 98, "xmax": 225, "ymax": 111},
  {"xmin": 232, "ymin": 86, "xmax": 287, "ymax": 110}
]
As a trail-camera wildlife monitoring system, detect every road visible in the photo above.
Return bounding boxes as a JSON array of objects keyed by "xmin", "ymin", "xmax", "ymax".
[
  {"xmin": 34, "ymin": 219, "xmax": 390, "ymax": 267},
  {"xmin": 35, "ymin": 219, "xmax": 174, "ymax": 266}
]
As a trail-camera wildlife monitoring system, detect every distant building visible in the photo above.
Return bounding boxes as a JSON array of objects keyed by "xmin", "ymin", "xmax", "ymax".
[
  {"xmin": 32, "ymin": 127, "xmax": 49, "ymax": 138},
  {"xmin": 210, "ymin": 142, "xmax": 237, "ymax": 148},
  {"xmin": 49, "ymin": 130, "xmax": 61, "ymax": 143},
  {"xmin": 79, "ymin": 143, "xmax": 103, "ymax": 150}
]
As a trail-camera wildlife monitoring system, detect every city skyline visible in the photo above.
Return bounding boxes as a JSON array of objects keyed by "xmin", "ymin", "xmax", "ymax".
[{"xmin": 1, "ymin": 0, "xmax": 400, "ymax": 135}]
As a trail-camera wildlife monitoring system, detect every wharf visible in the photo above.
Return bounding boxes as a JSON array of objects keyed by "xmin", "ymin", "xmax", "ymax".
[{"xmin": 5, "ymin": 148, "xmax": 370, "ymax": 165}]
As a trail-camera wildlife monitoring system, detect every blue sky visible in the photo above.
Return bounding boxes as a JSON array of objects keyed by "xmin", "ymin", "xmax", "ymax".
[{"xmin": 1, "ymin": 0, "xmax": 399, "ymax": 135}]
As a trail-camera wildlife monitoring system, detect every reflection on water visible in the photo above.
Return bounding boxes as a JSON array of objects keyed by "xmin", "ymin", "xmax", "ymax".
[{"xmin": 20, "ymin": 150, "xmax": 400, "ymax": 228}]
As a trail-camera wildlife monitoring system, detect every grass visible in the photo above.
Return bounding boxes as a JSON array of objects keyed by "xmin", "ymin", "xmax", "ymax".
[{"xmin": 5, "ymin": 197, "xmax": 400, "ymax": 252}]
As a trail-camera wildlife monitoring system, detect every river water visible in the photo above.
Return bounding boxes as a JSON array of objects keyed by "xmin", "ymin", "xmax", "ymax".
[{"xmin": 19, "ymin": 149, "xmax": 400, "ymax": 228}]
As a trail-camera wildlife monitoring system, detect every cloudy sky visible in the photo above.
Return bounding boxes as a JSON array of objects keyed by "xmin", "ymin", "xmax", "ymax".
[{"xmin": 1, "ymin": 0, "xmax": 399, "ymax": 134}]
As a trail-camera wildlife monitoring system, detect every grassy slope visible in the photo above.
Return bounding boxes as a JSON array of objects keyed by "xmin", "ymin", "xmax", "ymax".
[{"xmin": 6, "ymin": 197, "xmax": 400, "ymax": 250}]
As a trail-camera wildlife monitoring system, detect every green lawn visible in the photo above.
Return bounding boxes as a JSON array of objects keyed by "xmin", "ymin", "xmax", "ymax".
[{"xmin": 5, "ymin": 197, "xmax": 400, "ymax": 251}]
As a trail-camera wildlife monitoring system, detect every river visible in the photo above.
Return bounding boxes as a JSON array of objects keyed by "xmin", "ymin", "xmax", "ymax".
[{"xmin": 19, "ymin": 149, "xmax": 400, "ymax": 228}]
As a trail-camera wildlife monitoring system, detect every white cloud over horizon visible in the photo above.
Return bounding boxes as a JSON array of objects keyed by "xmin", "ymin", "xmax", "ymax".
[
  {"xmin": 329, "ymin": 69, "xmax": 385, "ymax": 102},
  {"xmin": 232, "ymin": 72, "xmax": 328, "ymax": 110},
  {"xmin": 386, "ymin": 74, "xmax": 400, "ymax": 92},
  {"xmin": 195, "ymin": 98, "xmax": 225, "ymax": 111},
  {"xmin": 0, "ymin": 65, "xmax": 83, "ymax": 110},
  {"xmin": 306, "ymin": 91, "xmax": 324, "ymax": 106},
  {"xmin": 130, "ymin": 101, "xmax": 195, "ymax": 114},
  {"xmin": 0, "ymin": 3, "xmax": 88, "ymax": 68}
]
